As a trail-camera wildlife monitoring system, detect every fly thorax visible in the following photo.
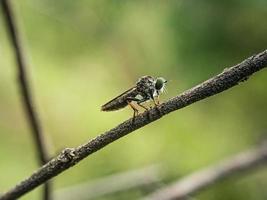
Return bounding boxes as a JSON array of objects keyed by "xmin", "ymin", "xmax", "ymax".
[{"xmin": 136, "ymin": 76, "xmax": 155, "ymax": 98}]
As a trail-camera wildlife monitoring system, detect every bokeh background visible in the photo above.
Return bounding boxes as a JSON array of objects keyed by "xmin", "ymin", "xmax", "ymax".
[{"xmin": 1, "ymin": 0, "xmax": 267, "ymax": 199}]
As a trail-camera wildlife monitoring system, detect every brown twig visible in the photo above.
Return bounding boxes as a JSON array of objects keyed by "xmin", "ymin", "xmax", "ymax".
[
  {"xmin": 0, "ymin": 0, "xmax": 51, "ymax": 200},
  {"xmin": 143, "ymin": 142, "xmax": 267, "ymax": 200},
  {"xmin": 0, "ymin": 50, "xmax": 266, "ymax": 200}
]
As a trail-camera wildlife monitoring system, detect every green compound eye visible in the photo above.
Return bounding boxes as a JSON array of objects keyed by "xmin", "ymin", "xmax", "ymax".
[{"xmin": 155, "ymin": 77, "xmax": 167, "ymax": 90}]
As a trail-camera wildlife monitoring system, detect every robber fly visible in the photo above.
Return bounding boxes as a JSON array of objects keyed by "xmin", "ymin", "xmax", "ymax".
[{"xmin": 101, "ymin": 76, "xmax": 167, "ymax": 120}]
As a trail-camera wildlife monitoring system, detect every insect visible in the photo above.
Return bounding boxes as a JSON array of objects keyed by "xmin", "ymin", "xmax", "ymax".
[{"xmin": 101, "ymin": 76, "xmax": 167, "ymax": 120}]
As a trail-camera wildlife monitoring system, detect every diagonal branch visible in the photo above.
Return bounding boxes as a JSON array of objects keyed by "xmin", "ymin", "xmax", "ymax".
[
  {"xmin": 0, "ymin": 0, "xmax": 51, "ymax": 200},
  {"xmin": 143, "ymin": 142, "xmax": 267, "ymax": 200},
  {"xmin": 0, "ymin": 50, "xmax": 266, "ymax": 200}
]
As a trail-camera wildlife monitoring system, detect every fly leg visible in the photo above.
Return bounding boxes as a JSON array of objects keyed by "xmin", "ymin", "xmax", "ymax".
[
  {"xmin": 148, "ymin": 90, "xmax": 162, "ymax": 117},
  {"xmin": 151, "ymin": 96, "xmax": 162, "ymax": 117},
  {"xmin": 127, "ymin": 100, "xmax": 139, "ymax": 123},
  {"xmin": 136, "ymin": 99, "xmax": 153, "ymax": 121},
  {"xmin": 152, "ymin": 96, "xmax": 159, "ymax": 106},
  {"xmin": 149, "ymin": 90, "xmax": 160, "ymax": 107},
  {"xmin": 127, "ymin": 97, "xmax": 151, "ymax": 121},
  {"xmin": 156, "ymin": 96, "xmax": 160, "ymax": 105},
  {"xmin": 127, "ymin": 97, "xmax": 149, "ymax": 110},
  {"xmin": 135, "ymin": 98, "xmax": 150, "ymax": 111},
  {"xmin": 137, "ymin": 103, "xmax": 149, "ymax": 111}
]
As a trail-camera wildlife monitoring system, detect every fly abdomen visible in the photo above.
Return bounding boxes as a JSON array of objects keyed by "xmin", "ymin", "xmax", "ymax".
[
  {"xmin": 101, "ymin": 87, "xmax": 138, "ymax": 111},
  {"xmin": 101, "ymin": 98, "xmax": 128, "ymax": 111}
]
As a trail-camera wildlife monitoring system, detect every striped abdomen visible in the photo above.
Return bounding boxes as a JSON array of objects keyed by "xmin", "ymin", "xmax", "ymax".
[{"xmin": 101, "ymin": 87, "xmax": 138, "ymax": 111}]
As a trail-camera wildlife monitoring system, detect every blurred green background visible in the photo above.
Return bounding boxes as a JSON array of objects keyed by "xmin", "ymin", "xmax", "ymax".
[{"xmin": 1, "ymin": 0, "xmax": 267, "ymax": 199}]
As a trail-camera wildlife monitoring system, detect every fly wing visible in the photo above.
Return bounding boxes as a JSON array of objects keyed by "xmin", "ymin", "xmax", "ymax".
[{"xmin": 101, "ymin": 86, "xmax": 137, "ymax": 111}]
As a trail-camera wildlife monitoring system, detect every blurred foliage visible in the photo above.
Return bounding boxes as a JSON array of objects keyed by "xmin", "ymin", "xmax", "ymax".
[{"xmin": 0, "ymin": 0, "xmax": 267, "ymax": 199}]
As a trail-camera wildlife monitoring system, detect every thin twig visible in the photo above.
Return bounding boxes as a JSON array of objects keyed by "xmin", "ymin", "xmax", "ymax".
[
  {"xmin": 143, "ymin": 142, "xmax": 267, "ymax": 200},
  {"xmin": 0, "ymin": 0, "xmax": 51, "ymax": 200},
  {"xmin": 0, "ymin": 50, "xmax": 266, "ymax": 200},
  {"xmin": 54, "ymin": 165, "xmax": 162, "ymax": 200}
]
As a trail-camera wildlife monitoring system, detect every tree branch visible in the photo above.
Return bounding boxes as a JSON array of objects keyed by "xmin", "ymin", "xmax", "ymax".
[
  {"xmin": 0, "ymin": 0, "xmax": 51, "ymax": 199},
  {"xmin": 0, "ymin": 50, "xmax": 266, "ymax": 200},
  {"xmin": 143, "ymin": 142, "xmax": 267, "ymax": 200}
]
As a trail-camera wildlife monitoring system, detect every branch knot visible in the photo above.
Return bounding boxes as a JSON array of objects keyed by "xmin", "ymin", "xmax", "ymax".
[{"xmin": 58, "ymin": 148, "xmax": 77, "ymax": 164}]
